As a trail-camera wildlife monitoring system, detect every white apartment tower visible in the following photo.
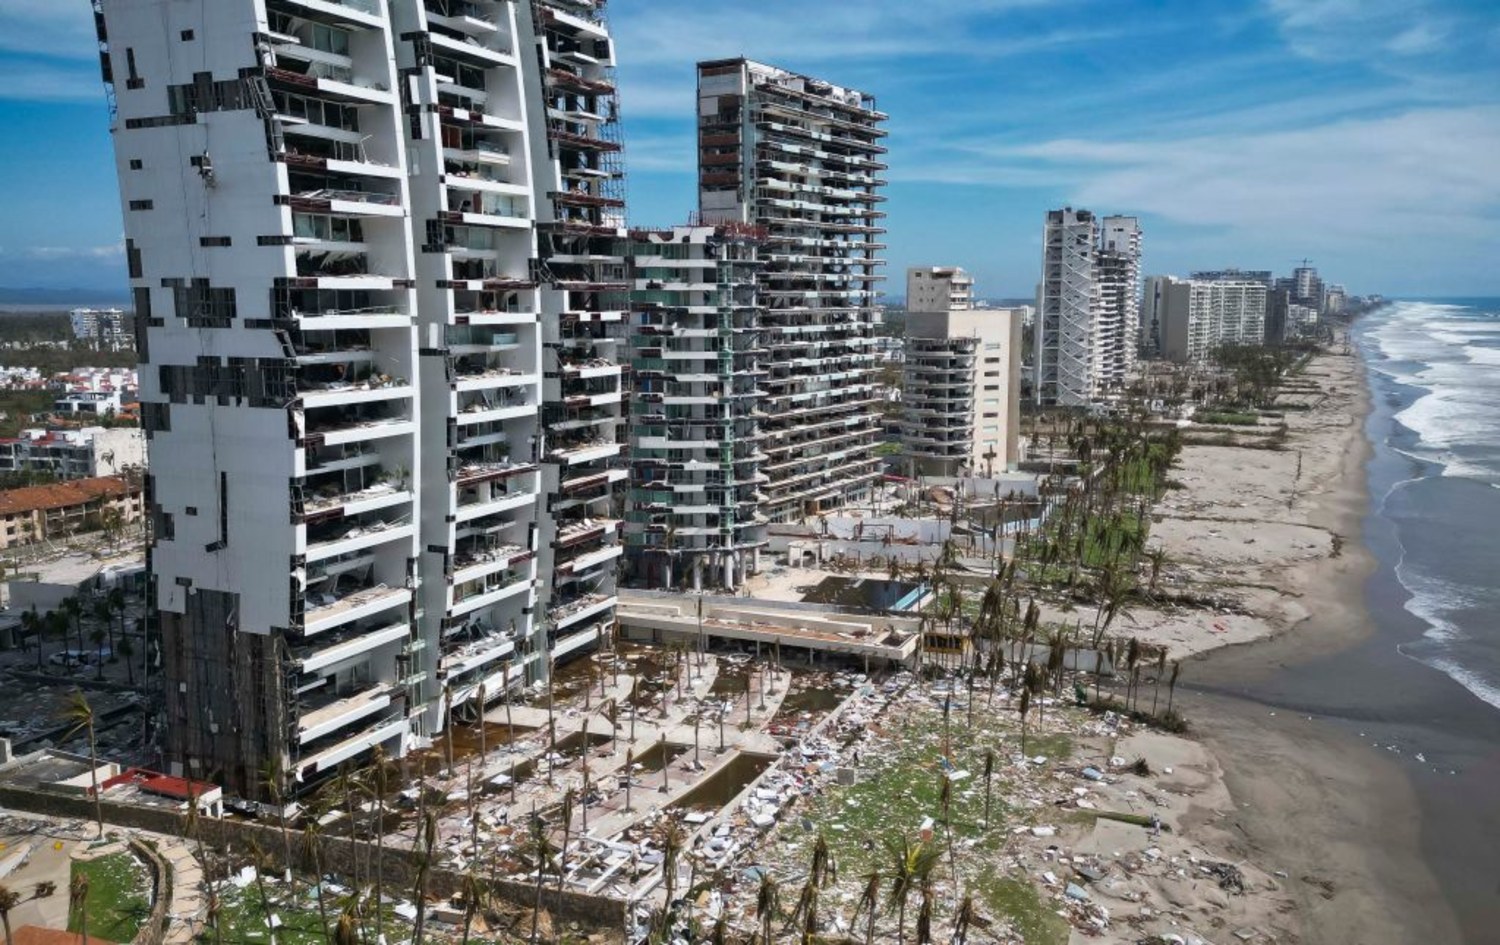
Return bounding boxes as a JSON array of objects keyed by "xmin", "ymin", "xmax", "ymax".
[
  {"xmin": 906, "ymin": 266, "xmax": 973, "ymax": 312},
  {"xmin": 901, "ymin": 268, "xmax": 1021, "ymax": 477},
  {"xmin": 70, "ymin": 307, "xmax": 130, "ymax": 350},
  {"xmin": 1036, "ymin": 209, "xmax": 1142, "ymax": 406},
  {"xmin": 1144, "ymin": 276, "xmax": 1268, "ymax": 362},
  {"xmin": 1036, "ymin": 208, "xmax": 1101, "ymax": 407},
  {"xmin": 1096, "ymin": 215, "xmax": 1141, "ymax": 386},
  {"xmin": 696, "ymin": 59, "xmax": 888, "ymax": 522},
  {"xmin": 96, "ymin": 0, "xmax": 626, "ymax": 797},
  {"xmin": 624, "ymin": 224, "xmax": 769, "ymax": 592}
]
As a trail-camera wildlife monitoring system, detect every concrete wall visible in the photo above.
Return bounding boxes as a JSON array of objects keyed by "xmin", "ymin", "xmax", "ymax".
[{"xmin": 0, "ymin": 782, "xmax": 625, "ymax": 929}]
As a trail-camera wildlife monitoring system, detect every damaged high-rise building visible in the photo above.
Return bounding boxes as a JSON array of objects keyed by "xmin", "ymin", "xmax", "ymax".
[{"xmin": 95, "ymin": 0, "xmax": 627, "ymax": 797}]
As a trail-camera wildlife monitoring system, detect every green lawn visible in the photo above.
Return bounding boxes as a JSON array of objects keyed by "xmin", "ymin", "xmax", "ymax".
[
  {"xmin": 69, "ymin": 852, "xmax": 153, "ymax": 944},
  {"xmin": 766, "ymin": 698, "xmax": 1076, "ymax": 939}
]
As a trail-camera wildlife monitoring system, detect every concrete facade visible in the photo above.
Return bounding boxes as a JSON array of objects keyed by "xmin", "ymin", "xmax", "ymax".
[
  {"xmin": 900, "ymin": 268, "xmax": 1022, "ymax": 476},
  {"xmin": 696, "ymin": 58, "xmax": 888, "ymax": 522},
  {"xmin": 624, "ymin": 224, "xmax": 769, "ymax": 593},
  {"xmin": 1145, "ymin": 275, "xmax": 1268, "ymax": 362},
  {"xmin": 97, "ymin": 0, "xmax": 628, "ymax": 797}
]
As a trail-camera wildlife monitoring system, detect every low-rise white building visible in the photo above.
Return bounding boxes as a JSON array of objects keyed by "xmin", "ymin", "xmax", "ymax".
[
  {"xmin": 0, "ymin": 427, "xmax": 145, "ymax": 480},
  {"xmin": 69, "ymin": 308, "xmax": 130, "ymax": 350}
]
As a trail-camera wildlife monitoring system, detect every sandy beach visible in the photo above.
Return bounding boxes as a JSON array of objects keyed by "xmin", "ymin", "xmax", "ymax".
[{"xmin": 1147, "ymin": 346, "xmax": 1471, "ymax": 943}]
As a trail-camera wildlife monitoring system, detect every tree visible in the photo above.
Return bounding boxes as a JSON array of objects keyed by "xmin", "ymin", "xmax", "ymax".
[
  {"xmin": 754, "ymin": 870, "xmax": 780, "ymax": 945},
  {"xmin": 883, "ymin": 836, "xmax": 941, "ymax": 945},
  {"xmin": 300, "ymin": 821, "xmax": 333, "ymax": 945},
  {"xmin": 557, "ymin": 788, "xmax": 576, "ymax": 893},
  {"xmin": 1144, "ymin": 547, "xmax": 1168, "ymax": 595},
  {"xmin": 1151, "ymin": 650, "xmax": 1168, "ymax": 716},
  {"xmin": 21, "ymin": 608, "xmax": 42, "ymax": 675},
  {"xmin": 59, "ymin": 690, "xmax": 103, "ymax": 838},
  {"xmin": 412, "ymin": 808, "xmax": 439, "ymax": 945},
  {"xmin": 62, "ymin": 596, "xmax": 85, "ymax": 656},
  {"xmin": 0, "ymin": 883, "xmax": 20, "ymax": 945},
  {"xmin": 982, "ymin": 750, "xmax": 996, "ymax": 830},
  {"xmin": 951, "ymin": 893, "xmax": 976, "ymax": 945},
  {"xmin": 68, "ymin": 871, "xmax": 89, "ymax": 945},
  {"xmin": 523, "ymin": 813, "xmax": 557, "ymax": 945},
  {"xmin": 88, "ymin": 626, "xmax": 107, "ymax": 681},
  {"xmin": 117, "ymin": 636, "xmax": 136, "ymax": 686},
  {"xmin": 459, "ymin": 870, "xmax": 484, "ymax": 945},
  {"xmin": 1166, "ymin": 661, "xmax": 1182, "ymax": 717},
  {"xmin": 364, "ymin": 744, "xmax": 392, "ymax": 945},
  {"xmin": 856, "ymin": 870, "xmax": 881, "ymax": 945},
  {"xmin": 1018, "ymin": 687, "xmax": 1032, "ymax": 758}
]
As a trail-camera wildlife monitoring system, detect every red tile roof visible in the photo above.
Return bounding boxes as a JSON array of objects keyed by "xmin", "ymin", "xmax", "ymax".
[{"xmin": 0, "ymin": 476, "xmax": 136, "ymax": 517}]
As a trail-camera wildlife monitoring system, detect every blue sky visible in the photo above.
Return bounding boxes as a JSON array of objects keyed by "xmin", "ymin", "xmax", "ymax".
[{"xmin": 2, "ymin": 0, "xmax": 1497, "ymax": 298}]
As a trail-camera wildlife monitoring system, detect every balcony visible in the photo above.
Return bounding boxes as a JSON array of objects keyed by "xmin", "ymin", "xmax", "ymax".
[
  {"xmin": 297, "ymin": 683, "xmax": 398, "ymax": 744},
  {"xmin": 295, "ymin": 619, "xmax": 409, "ymax": 673},
  {"xmin": 547, "ymin": 592, "xmax": 615, "ymax": 631},
  {"xmin": 294, "ymin": 716, "xmax": 406, "ymax": 782},
  {"xmin": 450, "ymin": 568, "xmax": 530, "ymax": 618},
  {"xmin": 452, "ymin": 542, "xmax": 531, "ymax": 585},
  {"xmin": 440, "ymin": 631, "xmax": 516, "ymax": 682},
  {"xmin": 304, "ymin": 585, "xmax": 411, "ymax": 636},
  {"xmin": 305, "ymin": 516, "xmax": 414, "ymax": 563},
  {"xmin": 546, "ymin": 438, "xmax": 621, "ymax": 466},
  {"xmin": 300, "ymin": 479, "xmax": 410, "ymax": 523}
]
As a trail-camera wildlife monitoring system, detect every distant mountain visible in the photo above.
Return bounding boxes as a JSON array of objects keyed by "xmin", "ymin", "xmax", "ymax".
[{"xmin": 0, "ymin": 287, "xmax": 130, "ymax": 307}]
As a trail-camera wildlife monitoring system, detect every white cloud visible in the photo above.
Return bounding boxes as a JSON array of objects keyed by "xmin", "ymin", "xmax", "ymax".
[
  {"xmin": 972, "ymin": 106, "xmax": 1500, "ymax": 251},
  {"xmin": 0, "ymin": 60, "xmax": 105, "ymax": 102},
  {"xmin": 0, "ymin": 0, "xmax": 97, "ymax": 60},
  {"xmin": 1263, "ymin": 0, "xmax": 1458, "ymax": 62},
  {"xmin": 14, "ymin": 243, "xmax": 125, "ymax": 261}
]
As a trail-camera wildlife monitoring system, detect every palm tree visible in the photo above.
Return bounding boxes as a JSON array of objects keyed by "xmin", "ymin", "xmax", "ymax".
[
  {"xmin": 1018, "ymin": 687, "xmax": 1032, "ymax": 758},
  {"xmin": 982, "ymin": 750, "xmax": 996, "ymax": 830},
  {"xmin": 47, "ymin": 610, "xmax": 70, "ymax": 674},
  {"xmin": 260, "ymin": 759, "xmax": 294, "ymax": 886},
  {"xmin": 1144, "ymin": 547, "xmax": 1168, "ymax": 595},
  {"xmin": 0, "ymin": 883, "xmax": 20, "ymax": 945},
  {"xmin": 91, "ymin": 598, "xmax": 115, "ymax": 662},
  {"xmin": 459, "ymin": 870, "xmax": 484, "ymax": 945},
  {"xmin": 412, "ymin": 808, "xmax": 438, "ymax": 945},
  {"xmin": 623, "ymin": 748, "xmax": 635, "ymax": 813},
  {"xmin": 88, "ymin": 626, "xmax": 107, "ymax": 681},
  {"xmin": 117, "ymin": 637, "xmax": 136, "ymax": 686},
  {"xmin": 883, "ymin": 836, "xmax": 941, "ymax": 945},
  {"xmin": 951, "ymin": 893, "xmax": 976, "ymax": 945},
  {"xmin": 21, "ymin": 608, "xmax": 42, "ymax": 675},
  {"xmin": 68, "ymin": 872, "xmax": 89, "ymax": 945},
  {"xmin": 333, "ymin": 899, "xmax": 359, "ymax": 945},
  {"xmin": 657, "ymin": 819, "xmax": 687, "ymax": 929},
  {"xmin": 523, "ymin": 813, "xmax": 557, "ymax": 945},
  {"xmin": 557, "ymin": 788, "xmax": 576, "ymax": 893},
  {"xmin": 62, "ymin": 596, "xmax": 84, "ymax": 658},
  {"xmin": 1151, "ymin": 650, "xmax": 1168, "ymax": 716},
  {"xmin": 754, "ymin": 870, "xmax": 780, "ymax": 945},
  {"xmin": 1166, "ymin": 661, "xmax": 1182, "ymax": 717},
  {"xmin": 248, "ymin": 840, "xmax": 278, "ymax": 945},
  {"xmin": 300, "ymin": 821, "xmax": 333, "ymax": 945},
  {"xmin": 856, "ymin": 870, "xmax": 881, "ymax": 945},
  {"xmin": 914, "ymin": 883, "xmax": 934, "ymax": 945},
  {"xmin": 58, "ymin": 690, "xmax": 103, "ymax": 838},
  {"xmin": 363, "ymin": 744, "xmax": 392, "ymax": 945}
]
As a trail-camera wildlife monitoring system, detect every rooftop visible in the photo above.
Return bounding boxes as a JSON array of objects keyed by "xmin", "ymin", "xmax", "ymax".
[{"xmin": 0, "ymin": 476, "xmax": 137, "ymax": 517}]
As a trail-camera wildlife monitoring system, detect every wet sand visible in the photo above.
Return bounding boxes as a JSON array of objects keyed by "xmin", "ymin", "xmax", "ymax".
[{"xmin": 1179, "ymin": 344, "xmax": 1500, "ymax": 943}]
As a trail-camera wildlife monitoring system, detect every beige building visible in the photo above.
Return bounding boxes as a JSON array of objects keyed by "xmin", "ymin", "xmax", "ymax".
[
  {"xmin": 901, "ymin": 268, "xmax": 1022, "ymax": 477},
  {"xmin": 0, "ymin": 476, "xmax": 143, "ymax": 550}
]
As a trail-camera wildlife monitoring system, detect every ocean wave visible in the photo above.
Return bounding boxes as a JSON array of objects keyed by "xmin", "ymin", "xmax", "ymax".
[{"xmin": 1408, "ymin": 654, "xmax": 1500, "ymax": 713}]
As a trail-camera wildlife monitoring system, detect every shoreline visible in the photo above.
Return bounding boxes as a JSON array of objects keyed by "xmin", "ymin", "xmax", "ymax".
[{"xmin": 1173, "ymin": 332, "xmax": 1494, "ymax": 943}]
